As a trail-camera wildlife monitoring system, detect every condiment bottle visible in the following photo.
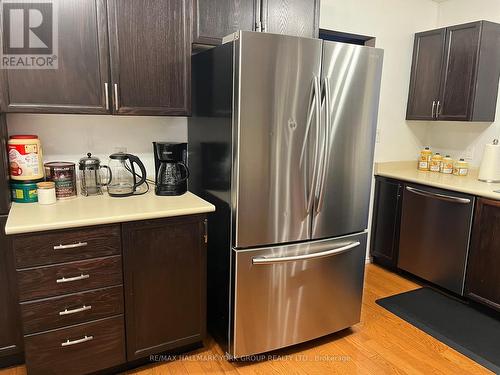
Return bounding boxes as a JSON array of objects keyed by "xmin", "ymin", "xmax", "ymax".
[
  {"xmin": 453, "ymin": 158, "xmax": 469, "ymax": 176},
  {"xmin": 430, "ymin": 153, "xmax": 443, "ymax": 172},
  {"xmin": 440, "ymin": 155, "xmax": 453, "ymax": 174},
  {"xmin": 36, "ymin": 181, "xmax": 56, "ymax": 205},
  {"xmin": 418, "ymin": 147, "xmax": 432, "ymax": 171}
]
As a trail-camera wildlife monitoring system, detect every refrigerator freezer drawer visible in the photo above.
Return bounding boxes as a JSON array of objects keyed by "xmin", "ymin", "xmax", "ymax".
[{"xmin": 231, "ymin": 232, "xmax": 367, "ymax": 358}]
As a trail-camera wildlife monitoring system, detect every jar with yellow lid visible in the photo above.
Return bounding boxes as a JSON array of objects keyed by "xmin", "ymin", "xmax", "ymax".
[
  {"xmin": 418, "ymin": 147, "xmax": 432, "ymax": 171},
  {"xmin": 430, "ymin": 153, "xmax": 443, "ymax": 172},
  {"xmin": 440, "ymin": 155, "xmax": 453, "ymax": 174},
  {"xmin": 453, "ymin": 158, "xmax": 469, "ymax": 176}
]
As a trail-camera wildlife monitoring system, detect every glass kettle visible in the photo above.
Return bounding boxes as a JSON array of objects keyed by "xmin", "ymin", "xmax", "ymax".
[{"xmin": 107, "ymin": 153, "xmax": 147, "ymax": 197}]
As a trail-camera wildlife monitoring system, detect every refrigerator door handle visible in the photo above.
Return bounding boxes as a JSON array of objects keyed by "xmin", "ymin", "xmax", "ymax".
[
  {"xmin": 315, "ymin": 77, "xmax": 331, "ymax": 213},
  {"xmin": 252, "ymin": 241, "xmax": 361, "ymax": 264},
  {"xmin": 301, "ymin": 76, "xmax": 321, "ymax": 214}
]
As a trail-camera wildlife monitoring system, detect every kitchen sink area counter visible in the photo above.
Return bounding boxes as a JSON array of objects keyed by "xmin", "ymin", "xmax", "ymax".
[
  {"xmin": 375, "ymin": 161, "xmax": 500, "ymax": 200},
  {"xmin": 5, "ymin": 191, "xmax": 215, "ymax": 235}
]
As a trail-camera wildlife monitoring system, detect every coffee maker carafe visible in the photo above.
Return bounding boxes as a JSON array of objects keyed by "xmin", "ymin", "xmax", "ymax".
[{"xmin": 153, "ymin": 142, "xmax": 189, "ymax": 196}]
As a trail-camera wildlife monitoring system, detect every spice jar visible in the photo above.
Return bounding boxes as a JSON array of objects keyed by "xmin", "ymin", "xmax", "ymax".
[
  {"xmin": 440, "ymin": 155, "xmax": 453, "ymax": 174},
  {"xmin": 36, "ymin": 181, "xmax": 56, "ymax": 205},
  {"xmin": 430, "ymin": 153, "xmax": 443, "ymax": 172},
  {"xmin": 453, "ymin": 158, "xmax": 469, "ymax": 176},
  {"xmin": 418, "ymin": 147, "xmax": 432, "ymax": 171}
]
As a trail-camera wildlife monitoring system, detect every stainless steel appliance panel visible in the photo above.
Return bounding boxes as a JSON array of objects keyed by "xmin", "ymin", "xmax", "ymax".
[
  {"xmin": 398, "ymin": 184, "xmax": 474, "ymax": 295},
  {"xmin": 231, "ymin": 232, "xmax": 367, "ymax": 357},
  {"xmin": 234, "ymin": 32, "xmax": 323, "ymax": 248},
  {"xmin": 312, "ymin": 42, "xmax": 383, "ymax": 239}
]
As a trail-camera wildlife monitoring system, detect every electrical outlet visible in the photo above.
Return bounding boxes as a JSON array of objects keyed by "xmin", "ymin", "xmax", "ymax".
[
  {"xmin": 464, "ymin": 145, "xmax": 475, "ymax": 160},
  {"xmin": 375, "ymin": 129, "xmax": 381, "ymax": 144}
]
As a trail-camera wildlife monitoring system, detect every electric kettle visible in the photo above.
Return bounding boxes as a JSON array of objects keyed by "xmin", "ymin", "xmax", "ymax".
[{"xmin": 107, "ymin": 153, "xmax": 147, "ymax": 197}]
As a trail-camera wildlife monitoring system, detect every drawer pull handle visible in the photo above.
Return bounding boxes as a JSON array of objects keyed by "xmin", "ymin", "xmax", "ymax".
[
  {"xmin": 61, "ymin": 335, "xmax": 94, "ymax": 347},
  {"xmin": 54, "ymin": 242, "xmax": 88, "ymax": 250},
  {"xmin": 59, "ymin": 305, "xmax": 92, "ymax": 316},
  {"xmin": 56, "ymin": 274, "xmax": 90, "ymax": 283}
]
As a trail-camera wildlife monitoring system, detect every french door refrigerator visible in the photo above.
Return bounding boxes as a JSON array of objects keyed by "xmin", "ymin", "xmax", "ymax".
[{"xmin": 188, "ymin": 31, "xmax": 383, "ymax": 358}]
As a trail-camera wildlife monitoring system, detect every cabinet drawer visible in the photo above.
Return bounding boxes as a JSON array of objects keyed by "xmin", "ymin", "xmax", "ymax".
[
  {"xmin": 17, "ymin": 256, "xmax": 123, "ymax": 302},
  {"xmin": 24, "ymin": 315, "xmax": 125, "ymax": 375},
  {"xmin": 13, "ymin": 224, "xmax": 121, "ymax": 268},
  {"xmin": 21, "ymin": 286, "xmax": 124, "ymax": 334}
]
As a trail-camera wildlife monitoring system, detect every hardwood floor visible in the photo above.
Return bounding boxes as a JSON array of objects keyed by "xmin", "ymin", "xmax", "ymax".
[{"xmin": 0, "ymin": 264, "xmax": 492, "ymax": 374}]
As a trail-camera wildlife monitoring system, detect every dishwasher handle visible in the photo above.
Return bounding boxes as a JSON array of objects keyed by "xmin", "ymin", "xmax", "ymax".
[{"xmin": 405, "ymin": 186, "xmax": 471, "ymax": 204}]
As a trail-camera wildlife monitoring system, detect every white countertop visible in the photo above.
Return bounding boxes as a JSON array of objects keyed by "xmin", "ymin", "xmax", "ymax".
[
  {"xmin": 375, "ymin": 161, "xmax": 500, "ymax": 200},
  {"xmin": 5, "ymin": 190, "xmax": 215, "ymax": 235}
]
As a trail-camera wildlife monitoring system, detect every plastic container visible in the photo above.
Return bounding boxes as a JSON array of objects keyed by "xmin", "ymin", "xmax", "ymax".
[
  {"xmin": 430, "ymin": 153, "xmax": 443, "ymax": 172},
  {"xmin": 10, "ymin": 181, "xmax": 38, "ymax": 203},
  {"xmin": 440, "ymin": 155, "xmax": 453, "ymax": 174},
  {"xmin": 418, "ymin": 147, "xmax": 432, "ymax": 171},
  {"xmin": 453, "ymin": 158, "xmax": 469, "ymax": 176},
  {"xmin": 37, "ymin": 181, "xmax": 57, "ymax": 205},
  {"xmin": 8, "ymin": 135, "xmax": 44, "ymax": 181}
]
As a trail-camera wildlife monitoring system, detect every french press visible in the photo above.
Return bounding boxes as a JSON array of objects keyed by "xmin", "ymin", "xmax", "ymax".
[{"xmin": 78, "ymin": 153, "xmax": 111, "ymax": 196}]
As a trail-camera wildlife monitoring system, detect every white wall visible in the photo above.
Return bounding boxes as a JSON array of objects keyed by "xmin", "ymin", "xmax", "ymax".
[
  {"xmin": 320, "ymin": 0, "xmax": 438, "ymax": 163},
  {"xmin": 424, "ymin": 0, "xmax": 500, "ymax": 166},
  {"xmin": 7, "ymin": 114, "xmax": 187, "ymax": 177}
]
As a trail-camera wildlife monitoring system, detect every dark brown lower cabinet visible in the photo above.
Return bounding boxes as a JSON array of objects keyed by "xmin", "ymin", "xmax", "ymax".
[
  {"xmin": 122, "ymin": 215, "xmax": 207, "ymax": 360},
  {"xmin": 465, "ymin": 198, "xmax": 500, "ymax": 311},
  {"xmin": 0, "ymin": 216, "xmax": 23, "ymax": 367},
  {"xmin": 24, "ymin": 315, "xmax": 125, "ymax": 375},
  {"xmin": 369, "ymin": 177, "xmax": 403, "ymax": 268}
]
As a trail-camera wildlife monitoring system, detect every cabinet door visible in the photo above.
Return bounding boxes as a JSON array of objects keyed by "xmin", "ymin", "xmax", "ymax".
[
  {"xmin": 262, "ymin": 0, "xmax": 319, "ymax": 38},
  {"xmin": 0, "ymin": 0, "xmax": 110, "ymax": 114},
  {"xmin": 370, "ymin": 177, "xmax": 402, "ymax": 267},
  {"xmin": 437, "ymin": 22, "xmax": 481, "ymax": 121},
  {"xmin": 107, "ymin": 0, "xmax": 191, "ymax": 116},
  {"xmin": 193, "ymin": 0, "xmax": 258, "ymax": 45},
  {"xmin": 0, "ymin": 216, "xmax": 23, "ymax": 361},
  {"xmin": 466, "ymin": 198, "xmax": 500, "ymax": 311},
  {"xmin": 0, "ymin": 116, "xmax": 9, "ymax": 214},
  {"xmin": 406, "ymin": 29, "xmax": 446, "ymax": 120},
  {"xmin": 122, "ymin": 215, "xmax": 206, "ymax": 360}
]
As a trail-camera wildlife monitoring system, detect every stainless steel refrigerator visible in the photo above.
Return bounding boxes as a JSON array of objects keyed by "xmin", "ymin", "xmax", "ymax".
[{"xmin": 188, "ymin": 31, "xmax": 383, "ymax": 358}]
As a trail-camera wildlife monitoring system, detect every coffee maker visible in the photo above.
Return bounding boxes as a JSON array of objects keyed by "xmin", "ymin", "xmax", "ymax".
[{"xmin": 153, "ymin": 142, "xmax": 189, "ymax": 196}]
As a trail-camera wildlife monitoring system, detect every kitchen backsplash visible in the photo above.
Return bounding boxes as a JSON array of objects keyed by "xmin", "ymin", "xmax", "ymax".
[{"xmin": 6, "ymin": 114, "xmax": 187, "ymax": 178}]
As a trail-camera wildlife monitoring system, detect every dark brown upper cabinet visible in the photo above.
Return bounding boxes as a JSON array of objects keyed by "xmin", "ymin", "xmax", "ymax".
[
  {"xmin": 262, "ymin": 0, "xmax": 319, "ymax": 38},
  {"xmin": 407, "ymin": 21, "xmax": 500, "ymax": 122},
  {"xmin": 193, "ymin": 0, "xmax": 319, "ymax": 46},
  {"xmin": 193, "ymin": 0, "xmax": 258, "ymax": 45},
  {"xmin": 466, "ymin": 198, "xmax": 500, "ymax": 312},
  {"xmin": 406, "ymin": 28, "xmax": 446, "ymax": 120},
  {"xmin": 107, "ymin": 0, "xmax": 192, "ymax": 116},
  {"xmin": 0, "ymin": 0, "xmax": 110, "ymax": 114}
]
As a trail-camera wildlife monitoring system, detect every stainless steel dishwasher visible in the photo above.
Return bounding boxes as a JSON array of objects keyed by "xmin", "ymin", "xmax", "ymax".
[{"xmin": 398, "ymin": 184, "xmax": 475, "ymax": 295}]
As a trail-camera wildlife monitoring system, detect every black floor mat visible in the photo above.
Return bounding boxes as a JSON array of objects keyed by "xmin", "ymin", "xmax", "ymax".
[{"xmin": 376, "ymin": 287, "xmax": 500, "ymax": 374}]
